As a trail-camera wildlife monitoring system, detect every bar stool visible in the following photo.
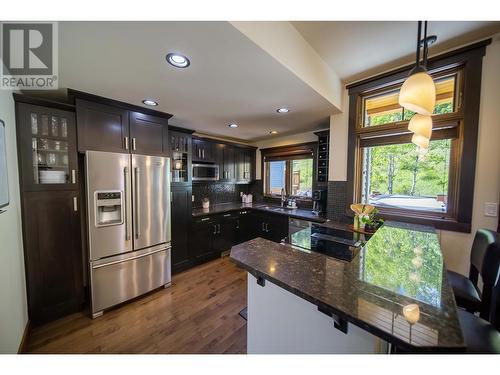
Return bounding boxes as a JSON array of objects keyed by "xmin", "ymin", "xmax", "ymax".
[
  {"xmin": 458, "ymin": 245, "xmax": 500, "ymax": 353},
  {"xmin": 447, "ymin": 229, "xmax": 500, "ymax": 320}
]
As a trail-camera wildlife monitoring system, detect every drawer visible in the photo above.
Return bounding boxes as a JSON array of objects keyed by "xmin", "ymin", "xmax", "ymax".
[{"xmin": 91, "ymin": 246, "xmax": 171, "ymax": 314}]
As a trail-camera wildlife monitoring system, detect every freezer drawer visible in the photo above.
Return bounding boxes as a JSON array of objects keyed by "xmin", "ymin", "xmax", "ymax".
[{"xmin": 90, "ymin": 246, "xmax": 171, "ymax": 315}]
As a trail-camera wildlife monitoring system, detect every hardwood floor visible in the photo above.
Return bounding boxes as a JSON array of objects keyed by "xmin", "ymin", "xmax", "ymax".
[{"xmin": 24, "ymin": 257, "xmax": 248, "ymax": 354}]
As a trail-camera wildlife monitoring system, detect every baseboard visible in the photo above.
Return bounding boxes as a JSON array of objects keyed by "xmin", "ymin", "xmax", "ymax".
[{"xmin": 17, "ymin": 320, "xmax": 30, "ymax": 354}]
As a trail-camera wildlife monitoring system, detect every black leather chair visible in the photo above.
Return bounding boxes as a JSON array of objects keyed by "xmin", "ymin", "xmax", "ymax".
[
  {"xmin": 458, "ymin": 243, "xmax": 500, "ymax": 353},
  {"xmin": 447, "ymin": 229, "xmax": 500, "ymax": 319}
]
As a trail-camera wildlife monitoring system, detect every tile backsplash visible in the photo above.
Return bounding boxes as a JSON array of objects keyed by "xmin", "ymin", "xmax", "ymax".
[{"xmin": 192, "ymin": 183, "xmax": 250, "ymax": 208}]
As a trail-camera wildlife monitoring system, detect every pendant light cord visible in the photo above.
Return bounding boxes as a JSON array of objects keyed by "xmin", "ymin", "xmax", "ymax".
[
  {"xmin": 415, "ymin": 21, "xmax": 422, "ymax": 68},
  {"xmin": 423, "ymin": 21, "xmax": 429, "ymax": 67}
]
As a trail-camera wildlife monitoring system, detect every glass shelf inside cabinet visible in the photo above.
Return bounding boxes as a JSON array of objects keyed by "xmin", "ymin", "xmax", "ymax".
[
  {"xmin": 31, "ymin": 113, "xmax": 69, "ymax": 184},
  {"xmin": 171, "ymin": 151, "xmax": 188, "ymax": 183}
]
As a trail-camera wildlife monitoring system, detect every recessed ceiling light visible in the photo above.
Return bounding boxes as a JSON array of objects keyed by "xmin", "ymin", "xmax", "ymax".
[
  {"xmin": 269, "ymin": 130, "xmax": 278, "ymax": 135},
  {"xmin": 276, "ymin": 107, "xmax": 290, "ymax": 113},
  {"xmin": 228, "ymin": 123, "xmax": 239, "ymax": 128},
  {"xmin": 142, "ymin": 99, "xmax": 158, "ymax": 106},
  {"xmin": 166, "ymin": 53, "xmax": 190, "ymax": 68}
]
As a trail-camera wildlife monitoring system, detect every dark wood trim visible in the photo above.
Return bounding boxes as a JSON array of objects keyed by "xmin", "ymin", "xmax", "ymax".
[
  {"xmin": 260, "ymin": 142, "xmax": 317, "ymax": 200},
  {"xmin": 17, "ymin": 320, "xmax": 30, "ymax": 354},
  {"xmin": 260, "ymin": 141, "xmax": 316, "ymax": 154},
  {"xmin": 346, "ymin": 38, "xmax": 491, "ymax": 92},
  {"xmin": 345, "ymin": 42, "xmax": 488, "ymax": 233},
  {"xmin": 67, "ymin": 89, "xmax": 173, "ymax": 120},
  {"xmin": 192, "ymin": 135, "xmax": 257, "ymax": 151},
  {"xmin": 13, "ymin": 93, "xmax": 75, "ymax": 112},
  {"xmin": 168, "ymin": 125, "xmax": 195, "ymax": 134}
]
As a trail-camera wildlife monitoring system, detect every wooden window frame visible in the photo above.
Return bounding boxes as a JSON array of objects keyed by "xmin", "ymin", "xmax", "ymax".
[
  {"xmin": 261, "ymin": 142, "xmax": 316, "ymax": 202},
  {"xmin": 345, "ymin": 39, "xmax": 490, "ymax": 233}
]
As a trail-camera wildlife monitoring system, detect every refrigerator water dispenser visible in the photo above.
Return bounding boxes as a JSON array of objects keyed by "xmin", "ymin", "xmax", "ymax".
[{"xmin": 94, "ymin": 191, "xmax": 123, "ymax": 227}]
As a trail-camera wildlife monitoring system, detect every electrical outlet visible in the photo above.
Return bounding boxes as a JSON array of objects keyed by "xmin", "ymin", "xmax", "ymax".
[{"xmin": 484, "ymin": 202, "xmax": 498, "ymax": 217}]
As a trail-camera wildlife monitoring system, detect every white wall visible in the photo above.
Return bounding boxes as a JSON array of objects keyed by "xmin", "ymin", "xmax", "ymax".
[
  {"xmin": 0, "ymin": 90, "xmax": 28, "ymax": 353},
  {"xmin": 438, "ymin": 35, "xmax": 500, "ymax": 274},
  {"xmin": 329, "ymin": 35, "xmax": 500, "ymax": 275},
  {"xmin": 252, "ymin": 130, "xmax": 326, "ymax": 180}
]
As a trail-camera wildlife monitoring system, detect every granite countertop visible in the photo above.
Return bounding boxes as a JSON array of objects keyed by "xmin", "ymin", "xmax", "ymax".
[
  {"xmin": 192, "ymin": 202, "xmax": 327, "ymax": 223},
  {"xmin": 230, "ymin": 221, "xmax": 465, "ymax": 352}
]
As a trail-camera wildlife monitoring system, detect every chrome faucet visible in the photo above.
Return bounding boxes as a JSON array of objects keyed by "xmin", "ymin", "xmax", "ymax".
[{"xmin": 280, "ymin": 188, "xmax": 287, "ymax": 207}]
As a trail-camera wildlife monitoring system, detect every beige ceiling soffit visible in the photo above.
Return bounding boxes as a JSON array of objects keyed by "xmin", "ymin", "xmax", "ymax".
[
  {"xmin": 230, "ymin": 21, "xmax": 343, "ymax": 112},
  {"xmin": 193, "ymin": 132, "xmax": 254, "ymax": 146}
]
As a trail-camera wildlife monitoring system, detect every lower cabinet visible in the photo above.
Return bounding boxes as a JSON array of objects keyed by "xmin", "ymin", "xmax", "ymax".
[
  {"xmin": 252, "ymin": 211, "xmax": 289, "ymax": 243},
  {"xmin": 22, "ymin": 191, "xmax": 83, "ymax": 325},
  {"xmin": 171, "ymin": 186, "xmax": 192, "ymax": 273},
  {"xmin": 188, "ymin": 210, "xmax": 290, "ymax": 271}
]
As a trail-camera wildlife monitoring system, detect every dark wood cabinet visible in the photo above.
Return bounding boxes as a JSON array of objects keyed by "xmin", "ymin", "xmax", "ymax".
[
  {"xmin": 171, "ymin": 186, "xmax": 193, "ymax": 273},
  {"xmin": 14, "ymin": 95, "xmax": 84, "ymax": 325},
  {"xmin": 73, "ymin": 91, "xmax": 172, "ymax": 156},
  {"xmin": 234, "ymin": 210, "xmax": 255, "ymax": 244},
  {"xmin": 22, "ymin": 190, "xmax": 83, "ymax": 325},
  {"xmin": 15, "ymin": 102, "xmax": 78, "ymax": 192},
  {"xmin": 190, "ymin": 216, "xmax": 219, "ymax": 263},
  {"xmin": 235, "ymin": 149, "xmax": 254, "ymax": 183},
  {"xmin": 169, "ymin": 129, "xmax": 192, "ymax": 185},
  {"xmin": 76, "ymin": 99, "xmax": 130, "ymax": 153},
  {"xmin": 192, "ymin": 138, "xmax": 215, "ymax": 162},
  {"xmin": 221, "ymin": 144, "xmax": 236, "ymax": 181},
  {"xmin": 252, "ymin": 212, "xmax": 289, "ymax": 243},
  {"xmin": 129, "ymin": 111, "xmax": 169, "ymax": 156}
]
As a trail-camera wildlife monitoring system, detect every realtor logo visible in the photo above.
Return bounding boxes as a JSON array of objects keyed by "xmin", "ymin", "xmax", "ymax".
[{"xmin": 0, "ymin": 22, "xmax": 58, "ymax": 90}]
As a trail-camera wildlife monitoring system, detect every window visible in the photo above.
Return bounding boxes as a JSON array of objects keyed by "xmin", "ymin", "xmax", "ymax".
[
  {"xmin": 346, "ymin": 40, "xmax": 489, "ymax": 232},
  {"xmin": 354, "ymin": 70, "xmax": 461, "ymax": 221},
  {"xmin": 361, "ymin": 139, "xmax": 451, "ymax": 213},
  {"xmin": 261, "ymin": 143, "xmax": 315, "ymax": 199}
]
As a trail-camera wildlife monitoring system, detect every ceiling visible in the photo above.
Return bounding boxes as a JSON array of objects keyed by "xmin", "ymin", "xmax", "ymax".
[
  {"xmin": 34, "ymin": 21, "xmax": 500, "ymax": 142},
  {"xmin": 53, "ymin": 21, "xmax": 334, "ymax": 141},
  {"xmin": 292, "ymin": 21, "xmax": 500, "ymax": 83}
]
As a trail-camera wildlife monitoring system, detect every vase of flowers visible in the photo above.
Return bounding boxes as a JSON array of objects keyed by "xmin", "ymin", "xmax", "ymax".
[{"xmin": 350, "ymin": 203, "xmax": 384, "ymax": 233}]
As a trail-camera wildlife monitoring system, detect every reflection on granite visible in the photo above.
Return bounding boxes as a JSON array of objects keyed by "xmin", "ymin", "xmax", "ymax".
[
  {"xmin": 192, "ymin": 202, "xmax": 327, "ymax": 223},
  {"xmin": 361, "ymin": 223, "xmax": 442, "ymax": 307},
  {"xmin": 230, "ymin": 221, "xmax": 464, "ymax": 352}
]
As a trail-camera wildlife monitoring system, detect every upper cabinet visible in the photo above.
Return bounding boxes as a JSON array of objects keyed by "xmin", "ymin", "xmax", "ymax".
[
  {"xmin": 235, "ymin": 148, "xmax": 253, "ymax": 183},
  {"xmin": 220, "ymin": 144, "xmax": 235, "ymax": 182},
  {"xmin": 192, "ymin": 137, "xmax": 215, "ymax": 163},
  {"xmin": 71, "ymin": 90, "xmax": 172, "ymax": 156},
  {"xmin": 76, "ymin": 99, "xmax": 130, "ymax": 153},
  {"xmin": 169, "ymin": 129, "xmax": 193, "ymax": 185},
  {"xmin": 129, "ymin": 111, "xmax": 169, "ymax": 156},
  {"xmin": 15, "ymin": 101, "xmax": 78, "ymax": 192}
]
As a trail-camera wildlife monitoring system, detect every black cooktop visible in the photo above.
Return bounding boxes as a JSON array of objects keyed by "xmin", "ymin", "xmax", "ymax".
[{"xmin": 286, "ymin": 224, "xmax": 372, "ymax": 261}]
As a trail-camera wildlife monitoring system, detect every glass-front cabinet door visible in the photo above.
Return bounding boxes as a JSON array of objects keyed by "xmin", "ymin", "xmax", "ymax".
[
  {"xmin": 169, "ymin": 130, "xmax": 191, "ymax": 184},
  {"xmin": 17, "ymin": 102, "xmax": 77, "ymax": 191}
]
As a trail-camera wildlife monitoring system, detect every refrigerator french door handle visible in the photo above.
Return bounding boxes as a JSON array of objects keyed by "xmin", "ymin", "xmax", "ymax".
[
  {"xmin": 91, "ymin": 247, "xmax": 167, "ymax": 269},
  {"xmin": 135, "ymin": 167, "xmax": 141, "ymax": 239},
  {"xmin": 124, "ymin": 166, "xmax": 130, "ymax": 241}
]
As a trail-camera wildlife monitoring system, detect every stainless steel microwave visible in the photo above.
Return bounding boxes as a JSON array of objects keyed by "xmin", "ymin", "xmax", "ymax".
[{"xmin": 192, "ymin": 163, "xmax": 219, "ymax": 181}]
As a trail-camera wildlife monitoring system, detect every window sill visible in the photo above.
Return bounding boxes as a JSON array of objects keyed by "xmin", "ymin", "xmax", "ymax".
[{"xmin": 344, "ymin": 208, "xmax": 471, "ymax": 233}]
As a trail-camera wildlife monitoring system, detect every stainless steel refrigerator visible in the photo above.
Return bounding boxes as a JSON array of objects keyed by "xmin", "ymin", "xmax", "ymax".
[{"xmin": 85, "ymin": 151, "xmax": 171, "ymax": 318}]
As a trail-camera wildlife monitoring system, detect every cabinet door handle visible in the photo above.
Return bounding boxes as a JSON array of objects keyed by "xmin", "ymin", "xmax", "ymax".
[
  {"xmin": 262, "ymin": 222, "xmax": 265, "ymax": 232},
  {"xmin": 236, "ymin": 220, "xmax": 240, "ymax": 229},
  {"xmin": 201, "ymin": 217, "xmax": 210, "ymax": 222},
  {"xmin": 202, "ymin": 149, "xmax": 205, "ymax": 159},
  {"xmin": 132, "ymin": 137, "xmax": 137, "ymax": 151},
  {"xmin": 265, "ymin": 223, "xmax": 269, "ymax": 232},
  {"xmin": 223, "ymin": 213, "xmax": 231, "ymax": 217},
  {"xmin": 218, "ymin": 223, "xmax": 221, "ymax": 234},
  {"xmin": 71, "ymin": 169, "xmax": 76, "ymax": 184},
  {"xmin": 124, "ymin": 137, "xmax": 129, "ymax": 150},
  {"xmin": 213, "ymin": 224, "xmax": 217, "ymax": 235},
  {"xmin": 198, "ymin": 149, "xmax": 201, "ymax": 158},
  {"xmin": 73, "ymin": 196, "xmax": 78, "ymax": 212}
]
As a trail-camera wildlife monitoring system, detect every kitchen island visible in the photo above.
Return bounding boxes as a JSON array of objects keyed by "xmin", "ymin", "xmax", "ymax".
[{"xmin": 230, "ymin": 221, "xmax": 465, "ymax": 353}]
